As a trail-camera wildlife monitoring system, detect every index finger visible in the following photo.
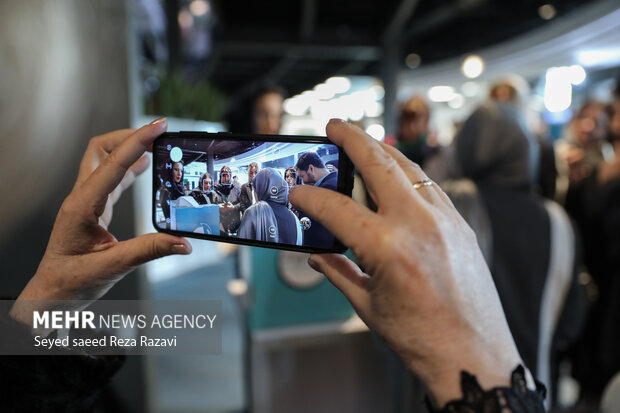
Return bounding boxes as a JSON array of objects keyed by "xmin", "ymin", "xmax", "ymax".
[
  {"xmin": 76, "ymin": 129, "xmax": 136, "ymax": 185},
  {"xmin": 289, "ymin": 184, "xmax": 380, "ymax": 258},
  {"xmin": 325, "ymin": 119, "xmax": 416, "ymax": 211},
  {"xmin": 78, "ymin": 118, "xmax": 167, "ymax": 216}
]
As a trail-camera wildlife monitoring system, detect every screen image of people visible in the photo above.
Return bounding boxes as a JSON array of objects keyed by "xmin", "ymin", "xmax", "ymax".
[{"xmin": 155, "ymin": 138, "xmax": 339, "ymax": 248}]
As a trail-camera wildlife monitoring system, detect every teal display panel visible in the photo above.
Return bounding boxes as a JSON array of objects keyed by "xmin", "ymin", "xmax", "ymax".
[{"xmin": 247, "ymin": 248, "xmax": 354, "ymax": 331}]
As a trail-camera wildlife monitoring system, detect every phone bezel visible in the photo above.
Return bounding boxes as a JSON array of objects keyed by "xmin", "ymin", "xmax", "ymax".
[{"xmin": 152, "ymin": 131, "xmax": 354, "ymax": 253}]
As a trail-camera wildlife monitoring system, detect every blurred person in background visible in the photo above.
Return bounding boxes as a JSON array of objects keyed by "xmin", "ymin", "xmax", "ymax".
[
  {"xmin": 606, "ymin": 92, "xmax": 620, "ymax": 146},
  {"xmin": 556, "ymin": 100, "xmax": 611, "ymax": 198},
  {"xmin": 443, "ymin": 99, "xmax": 586, "ymax": 405},
  {"xmin": 564, "ymin": 90, "xmax": 620, "ymax": 405},
  {"xmin": 190, "ymin": 172, "xmax": 222, "ymax": 205},
  {"xmin": 393, "ymin": 95, "xmax": 439, "ymax": 167},
  {"xmin": 159, "ymin": 160, "xmax": 185, "ymax": 222},
  {"xmin": 239, "ymin": 162, "xmax": 259, "ymax": 214},
  {"xmin": 488, "ymin": 77, "xmax": 558, "ymax": 200},
  {"xmin": 253, "ymin": 85, "xmax": 285, "ymax": 135},
  {"xmin": 225, "ymin": 84, "xmax": 286, "ymax": 135}
]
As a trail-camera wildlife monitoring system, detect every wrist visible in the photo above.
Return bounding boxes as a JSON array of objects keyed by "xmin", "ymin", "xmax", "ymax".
[
  {"xmin": 9, "ymin": 272, "xmax": 64, "ymax": 334},
  {"xmin": 412, "ymin": 350, "xmax": 522, "ymax": 407},
  {"xmin": 426, "ymin": 365, "xmax": 546, "ymax": 413}
]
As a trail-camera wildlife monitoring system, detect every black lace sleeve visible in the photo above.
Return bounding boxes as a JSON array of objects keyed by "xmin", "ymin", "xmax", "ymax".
[
  {"xmin": 428, "ymin": 365, "xmax": 547, "ymax": 413},
  {"xmin": 0, "ymin": 311, "xmax": 125, "ymax": 412}
]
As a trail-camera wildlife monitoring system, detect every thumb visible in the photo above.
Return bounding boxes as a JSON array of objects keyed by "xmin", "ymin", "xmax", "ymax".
[{"xmin": 112, "ymin": 233, "xmax": 192, "ymax": 268}]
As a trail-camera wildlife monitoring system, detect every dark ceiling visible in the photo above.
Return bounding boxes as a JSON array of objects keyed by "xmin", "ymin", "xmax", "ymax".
[{"xmin": 165, "ymin": 0, "xmax": 594, "ymax": 101}]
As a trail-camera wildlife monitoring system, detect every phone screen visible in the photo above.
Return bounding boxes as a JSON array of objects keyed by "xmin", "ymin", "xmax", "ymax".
[{"xmin": 153, "ymin": 132, "xmax": 351, "ymax": 252}]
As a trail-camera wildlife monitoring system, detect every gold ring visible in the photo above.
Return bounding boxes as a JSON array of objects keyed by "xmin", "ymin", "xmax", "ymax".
[{"xmin": 413, "ymin": 179, "xmax": 433, "ymax": 189}]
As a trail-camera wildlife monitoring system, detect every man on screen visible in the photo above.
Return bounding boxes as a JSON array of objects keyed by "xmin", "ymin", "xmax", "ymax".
[
  {"xmin": 295, "ymin": 152, "xmax": 338, "ymax": 247},
  {"xmin": 216, "ymin": 165, "xmax": 241, "ymax": 234},
  {"xmin": 239, "ymin": 162, "xmax": 259, "ymax": 215}
]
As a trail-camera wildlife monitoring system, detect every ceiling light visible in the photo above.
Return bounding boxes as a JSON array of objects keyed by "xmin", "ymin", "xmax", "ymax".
[
  {"xmin": 364, "ymin": 101, "xmax": 384, "ymax": 117},
  {"xmin": 577, "ymin": 48, "xmax": 620, "ymax": 67},
  {"xmin": 568, "ymin": 65, "xmax": 586, "ymax": 85},
  {"xmin": 462, "ymin": 55, "xmax": 484, "ymax": 79},
  {"xmin": 325, "ymin": 77, "xmax": 351, "ymax": 94},
  {"xmin": 189, "ymin": 0, "xmax": 210, "ymax": 17},
  {"xmin": 544, "ymin": 67, "xmax": 572, "ymax": 112},
  {"xmin": 313, "ymin": 83, "xmax": 336, "ymax": 100},
  {"xmin": 461, "ymin": 81, "xmax": 479, "ymax": 97},
  {"xmin": 370, "ymin": 84, "xmax": 385, "ymax": 101},
  {"xmin": 366, "ymin": 124, "xmax": 385, "ymax": 140},
  {"xmin": 405, "ymin": 53, "xmax": 421, "ymax": 69},
  {"xmin": 428, "ymin": 86, "xmax": 456, "ymax": 102},
  {"xmin": 448, "ymin": 94, "xmax": 465, "ymax": 109},
  {"xmin": 538, "ymin": 4, "xmax": 556, "ymax": 20}
]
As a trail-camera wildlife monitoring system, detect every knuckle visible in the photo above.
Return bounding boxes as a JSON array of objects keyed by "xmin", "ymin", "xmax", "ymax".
[
  {"xmin": 88, "ymin": 135, "xmax": 102, "ymax": 149},
  {"xmin": 149, "ymin": 238, "xmax": 167, "ymax": 260},
  {"xmin": 103, "ymin": 151, "xmax": 123, "ymax": 170},
  {"xmin": 409, "ymin": 161, "xmax": 423, "ymax": 173},
  {"xmin": 363, "ymin": 146, "xmax": 392, "ymax": 167},
  {"xmin": 59, "ymin": 195, "xmax": 82, "ymax": 217}
]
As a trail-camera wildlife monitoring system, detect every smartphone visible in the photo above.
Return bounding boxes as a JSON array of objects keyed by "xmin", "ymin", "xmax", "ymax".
[{"xmin": 153, "ymin": 131, "xmax": 354, "ymax": 253}]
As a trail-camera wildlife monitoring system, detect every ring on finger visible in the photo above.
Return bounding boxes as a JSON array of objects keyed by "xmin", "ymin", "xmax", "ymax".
[{"xmin": 413, "ymin": 179, "xmax": 433, "ymax": 189}]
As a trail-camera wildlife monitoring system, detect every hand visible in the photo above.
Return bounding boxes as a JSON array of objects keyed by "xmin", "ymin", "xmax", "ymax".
[
  {"xmin": 564, "ymin": 146, "xmax": 591, "ymax": 184},
  {"xmin": 10, "ymin": 119, "xmax": 192, "ymax": 327},
  {"xmin": 598, "ymin": 145, "xmax": 620, "ymax": 184},
  {"xmin": 289, "ymin": 119, "xmax": 523, "ymax": 406}
]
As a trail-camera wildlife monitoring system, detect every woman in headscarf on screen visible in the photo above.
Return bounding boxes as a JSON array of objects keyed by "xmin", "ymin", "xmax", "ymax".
[
  {"xmin": 159, "ymin": 160, "xmax": 185, "ymax": 220},
  {"xmin": 190, "ymin": 172, "xmax": 223, "ymax": 205},
  {"xmin": 238, "ymin": 168, "xmax": 302, "ymax": 245}
]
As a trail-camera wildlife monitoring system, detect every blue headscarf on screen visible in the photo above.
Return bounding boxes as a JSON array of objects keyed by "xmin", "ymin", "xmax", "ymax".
[
  {"xmin": 253, "ymin": 168, "xmax": 289, "ymax": 205},
  {"xmin": 238, "ymin": 168, "xmax": 294, "ymax": 243}
]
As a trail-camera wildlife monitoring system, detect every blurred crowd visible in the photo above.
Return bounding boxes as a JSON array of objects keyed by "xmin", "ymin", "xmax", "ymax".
[
  {"xmin": 230, "ymin": 76, "xmax": 620, "ymax": 410},
  {"xmin": 388, "ymin": 78, "xmax": 620, "ymax": 411}
]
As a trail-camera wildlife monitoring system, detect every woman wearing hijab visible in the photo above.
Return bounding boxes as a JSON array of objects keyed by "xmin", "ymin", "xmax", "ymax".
[
  {"xmin": 238, "ymin": 168, "xmax": 301, "ymax": 245},
  {"xmin": 190, "ymin": 172, "xmax": 223, "ymax": 205},
  {"xmin": 216, "ymin": 165, "xmax": 242, "ymax": 234},
  {"xmin": 159, "ymin": 160, "xmax": 185, "ymax": 221},
  {"xmin": 448, "ymin": 100, "xmax": 585, "ymax": 406},
  {"xmin": 284, "ymin": 166, "xmax": 301, "ymax": 217}
]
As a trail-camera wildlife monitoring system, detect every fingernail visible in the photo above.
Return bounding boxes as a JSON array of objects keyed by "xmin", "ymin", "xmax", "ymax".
[
  {"xmin": 171, "ymin": 243, "xmax": 191, "ymax": 254},
  {"xmin": 308, "ymin": 256, "xmax": 321, "ymax": 273},
  {"xmin": 150, "ymin": 117, "xmax": 167, "ymax": 126},
  {"xmin": 328, "ymin": 118, "xmax": 345, "ymax": 125}
]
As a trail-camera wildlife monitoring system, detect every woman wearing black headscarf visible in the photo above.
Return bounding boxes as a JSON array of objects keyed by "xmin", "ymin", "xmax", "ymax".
[
  {"xmin": 238, "ymin": 168, "xmax": 301, "ymax": 244},
  {"xmin": 159, "ymin": 160, "xmax": 185, "ymax": 221},
  {"xmin": 448, "ymin": 101, "xmax": 586, "ymax": 406},
  {"xmin": 190, "ymin": 172, "xmax": 223, "ymax": 205}
]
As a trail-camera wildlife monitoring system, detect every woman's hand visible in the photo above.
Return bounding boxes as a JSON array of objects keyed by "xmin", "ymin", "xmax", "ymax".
[
  {"xmin": 289, "ymin": 119, "xmax": 523, "ymax": 406},
  {"xmin": 10, "ymin": 119, "xmax": 192, "ymax": 326}
]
